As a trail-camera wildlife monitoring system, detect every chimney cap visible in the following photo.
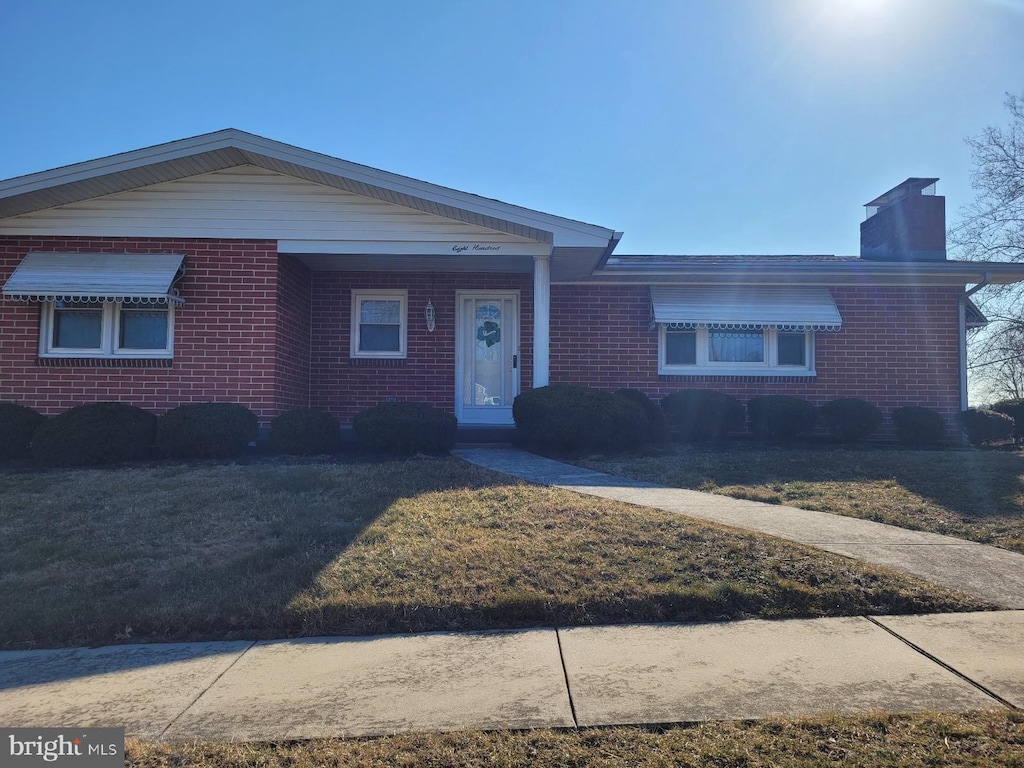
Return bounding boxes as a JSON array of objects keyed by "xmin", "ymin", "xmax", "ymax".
[{"xmin": 864, "ymin": 178, "xmax": 939, "ymax": 209}]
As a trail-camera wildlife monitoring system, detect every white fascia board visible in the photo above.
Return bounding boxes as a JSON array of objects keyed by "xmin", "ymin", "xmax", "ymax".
[
  {"xmin": 278, "ymin": 239, "xmax": 554, "ymax": 257},
  {"xmin": 587, "ymin": 261, "xmax": 1024, "ymax": 286},
  {"xmin": 0, "ymin": 130, "xmax": 245, "ymax": 197}
]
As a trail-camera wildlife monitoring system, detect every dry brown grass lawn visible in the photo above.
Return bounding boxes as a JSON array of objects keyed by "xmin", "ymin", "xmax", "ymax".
[
  {"xmin": 128, "ymin": 710, "xmax": 1024, "ymax": 767},
  {"xmin": 579, "ymin": 446, "xmax": 1024, "ymax": 553},
  {"xmin": 0, "ymin": 457, "xmax": 994, "ymax": 649}
]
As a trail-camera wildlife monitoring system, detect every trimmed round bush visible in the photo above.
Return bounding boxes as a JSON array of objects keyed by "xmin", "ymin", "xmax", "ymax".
[
  {"xmin": 30, "ymin": 402, "xmax": 157, "ymax": 466},
  {"xmin": 353, "ymin": 401, "xmax": 456, "ymax": 454},
  {"xmin": 513, "ymin": 385, "xmax": 647, "ymax": 452},
  {"xmin": 819, "ymin": 398, "xmax": 883, "ymax": 443},
  {"xmin": 747, "ymin": 395, "xmax": 817, "ymax": 441},
  {"xmin": 615, "ymin": 388, "xmax": 669, "ymax": 444},
  {"xmin": 270, "ymin": 409, "xmax": 340, "ymax": 455},
  {"xmin": 891, "ymin": 406, "xmax": 946, "ymax": 446},
  {"xmin": 157, "ymin": 402, "xmax": 258, "ymax": 459},
  {"xmin": 958, "ymin": 408, "xmax": 1014, "ymax": 447},
  {"xmin": 0, "ymin": 402, "xmax": 45, "ymax": 460},
  {"xmin": 660, "ymin": 389, "xmax": 745, "ymax": 442},
  {"xmin": 991, "ymin": 399, "xmax": 1024, "ymax": 441}
]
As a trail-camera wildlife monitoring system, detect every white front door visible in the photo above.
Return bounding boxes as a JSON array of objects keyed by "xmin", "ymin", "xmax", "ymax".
[{"xmin": 456, "ymin": 292, "xmax": 520, "ymax": 425}]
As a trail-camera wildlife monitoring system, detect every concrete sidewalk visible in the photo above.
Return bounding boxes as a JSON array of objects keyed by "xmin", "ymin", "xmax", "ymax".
[
  {"xmin": 4, "ymin": 447, "xmax": 1023, "ymax": 744},
  {"xmin": 1, "ymin": 612, "xmax": 1022, "ymax": 741},
  {"xmin": 454, "ymin": 448, "xmax": 1024, "ymax": 609}
]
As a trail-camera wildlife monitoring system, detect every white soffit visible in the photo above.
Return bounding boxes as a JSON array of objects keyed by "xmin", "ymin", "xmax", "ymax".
[
  {"xmin": 651, "ymin": 285, "xmax": 842, "ymax": 331},
  {"xmin": 278, "ymin": 238, "xmax": 552, "ymax": 257},
  {"xmin": 2, "ymin": 253, "xmax": 185, "ymax": 304}
]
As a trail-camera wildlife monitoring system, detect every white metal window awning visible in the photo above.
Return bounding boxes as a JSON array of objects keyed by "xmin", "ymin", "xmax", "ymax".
[
  {"xmin": 650, "ymin": 285, "xmax": 842, "ymax": 331},
  {"xmin": 2, "ymin": 253, "xmax": 186, "ymax": 305}
]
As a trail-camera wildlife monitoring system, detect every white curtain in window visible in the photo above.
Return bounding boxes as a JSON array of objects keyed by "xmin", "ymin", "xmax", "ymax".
[
  {"xmin": 360, "ymin": 300, "xmax": 401, "ymax": 325},
  {"xmin": 708, "ymin": 330, "xmax": 764, "ymax": 362}
]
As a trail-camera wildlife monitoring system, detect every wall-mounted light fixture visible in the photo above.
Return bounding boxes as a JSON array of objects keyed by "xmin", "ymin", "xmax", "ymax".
[{"xmin": 425, "ymin": 299, "xmax": 436, "ymax": 332}]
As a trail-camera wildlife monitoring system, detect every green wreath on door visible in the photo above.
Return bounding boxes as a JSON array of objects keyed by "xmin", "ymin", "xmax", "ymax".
[{"xmin": 477, "ymin": 320, "xmax": 501, "ymax": 347}]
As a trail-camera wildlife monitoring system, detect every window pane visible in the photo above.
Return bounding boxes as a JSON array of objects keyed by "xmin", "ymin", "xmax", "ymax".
[
  {"xmin": 53, "ymin": 303, "xmax": 102, "ymax": 349},
  {"xmin": 360, "ymin": 324, "xmax": 400, "ymax": 352},
  {"xmin": 709, "ymin": 330, "xmax": 764, "ymax": 362},
  {"xmin": 360, "ymin": 300, "xmax": 401, "ymax": 325},
  {"xmin": 778, "ymin": 332, "xmax": 806, "ymax": 366},
  {"xmin": 665, "ymin": 331, "xmax": 696, "ymax": 365},
  {"xmin": 120, "ymin": 309, "xmax": 168, "ymax": 350}
]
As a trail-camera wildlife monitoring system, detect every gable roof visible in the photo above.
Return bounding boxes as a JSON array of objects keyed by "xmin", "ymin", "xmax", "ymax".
[
  {"xmin": 4, "ymin": 133, "xmax": 1023, "ymax": 290},
  {"xmin": 0, "ymin": 129, "xmax": 618, "ymax": 251}
]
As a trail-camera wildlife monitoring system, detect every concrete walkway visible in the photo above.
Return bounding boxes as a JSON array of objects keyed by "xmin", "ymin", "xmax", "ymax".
[
  {"xmin": 454, "ymin": 448, "xmax": 1024, "ymax": 609},
  {"xmin": 1, "ymin": 612, "xmax": 1022, "ymax": 741},
  {"xmin": 4, "ymin": 447, "xmax": 1023, "ymax": 743}
]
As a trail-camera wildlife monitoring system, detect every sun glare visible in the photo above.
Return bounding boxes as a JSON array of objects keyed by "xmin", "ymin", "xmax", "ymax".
[
  {"xmin": 780, "ymin": 0, "xmax": 928, "ymax": 74},
  {"xmin": 828, "ymin": 0, "xmax": 893, "ymax": 27},
  {"xmin": 843, "ymin": 0, "xmax": 886, "ymax": 11}
]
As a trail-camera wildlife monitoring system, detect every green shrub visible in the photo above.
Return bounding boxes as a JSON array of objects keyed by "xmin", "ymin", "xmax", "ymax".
[
  {"xmin": 991, "ymin": 399, "xmax": 1024, "ymax": 441},
  {"xmin": 352, "ymin": 401, "xmax": 457, "ymax": 454},
  {"xmin": 270, "ymin": 409, "xmax": 340, "ymax": 455},
  {"xmin": 512, "ymin": 385, "xmax": 647, "ymax": 452},
  {"xmin": 157, "ymin": 403, "xmax": 258, "ymax": 459},
  {"xmin": 30, "ymin": 402, "xmax": 157, "ymax": 466},
  {"xmin": 0, "ymin": 402, "xmax": 45, "ymax": 460},
  {"xmin": 819, "ymin": 398, "xmax": 883, "ymax": 443},
  {"xmin": 615, "ymin": 388, "xmax": 669, "ymax": 443},
  {"xmin": 958, "ymin": 408, "xmax": 1014, "ymax": 446},
  {"xmin": 660, "ymin": 389, "xmax": 745, "ymax": 442},
  {"xmin": 747, "ymin": 395, "xmax": 817, "ymax": 441},
  {"xmin": 891, "ymin": 406, "xmax": 946, "ymax": 446}
]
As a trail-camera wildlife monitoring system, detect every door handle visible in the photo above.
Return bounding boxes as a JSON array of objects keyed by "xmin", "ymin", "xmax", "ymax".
[{"xmin": 512, "ymin": 354, "xmax": 518, "ymax": 370}]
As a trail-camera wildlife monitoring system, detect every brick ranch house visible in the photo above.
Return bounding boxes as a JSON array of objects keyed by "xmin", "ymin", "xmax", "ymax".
[{"xmin": 2, "ymin": 129, "xmax": 1024, "ymax": 437}]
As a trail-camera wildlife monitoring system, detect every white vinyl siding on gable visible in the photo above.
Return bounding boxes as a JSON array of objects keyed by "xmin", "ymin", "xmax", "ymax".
[{"xmin": 0, "ymin": 166, "xmax": 546, "ymax": 246}]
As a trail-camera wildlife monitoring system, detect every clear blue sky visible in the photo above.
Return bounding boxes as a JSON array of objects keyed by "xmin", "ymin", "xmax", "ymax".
[{"xmin": 1, "ymin": 0, "xmax": 1021, "ymax": 256}]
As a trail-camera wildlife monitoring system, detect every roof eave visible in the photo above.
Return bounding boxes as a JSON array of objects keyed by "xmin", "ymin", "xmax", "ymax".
[{"xmin": 586, "ymin": 261, "xmax": 1024, "ymax": 287}]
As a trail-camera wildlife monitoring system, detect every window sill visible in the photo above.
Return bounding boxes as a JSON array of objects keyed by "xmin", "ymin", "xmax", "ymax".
[
  {"xmin": 38, "ymin": 357, "xmax": 173, "ymax": 368},
  {"xmin": 659, "ymin": 367, "xmax": 816, "ymax": 378},
  {"xmin": 346, "ymin": 357, "xmax": 409, "ymax": 367}
]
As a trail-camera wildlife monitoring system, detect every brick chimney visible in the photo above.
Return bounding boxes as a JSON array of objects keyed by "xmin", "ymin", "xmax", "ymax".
[{"xmin": 860, "ymin": 178, "xmax": 946, "ymax": 261}]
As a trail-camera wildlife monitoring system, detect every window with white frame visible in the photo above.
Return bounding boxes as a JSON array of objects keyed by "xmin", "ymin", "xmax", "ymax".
[
  {"xmin": 40, "ymin": 300, "xmax": 174, "ymax": 358},
  {"xmin": 659, "ymin": 325, "xmax": 814, "ymax": 376},
  {"xmin": 350, "ymin": 290, "xmax": 407, "ymax": 358},
  {"xmin": 650, "ymin": 285, "xmax": 841, "ymax": 377}
]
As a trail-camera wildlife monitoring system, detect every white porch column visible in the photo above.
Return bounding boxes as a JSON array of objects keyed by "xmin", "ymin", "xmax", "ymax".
[{"xmin": 533, "ymin": 253, "xmax": 551, "ymax": 387}]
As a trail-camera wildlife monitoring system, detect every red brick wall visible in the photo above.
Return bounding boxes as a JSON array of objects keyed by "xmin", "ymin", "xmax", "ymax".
[
  {"xmin": 274, "ymin": 255, "xmax": 312, "ymax": 412},
  {"xmin": 310, "ymin": 272, "xmax": 532, "ymax": 422},
  {"xmin": 548, "ymin": 284, "xmax": 963, "ymax": 431},
  {"xmin": 0, "ymin": 235, "xmax": 965, "ymax": 435},
  {"xmin": 0, "ymin": 236, "xmax": 294, "ymax": 424}
]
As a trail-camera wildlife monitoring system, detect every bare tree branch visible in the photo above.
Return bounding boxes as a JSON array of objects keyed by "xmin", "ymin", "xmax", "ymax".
[{"xmin": 952, "ymin": 92, "xmax": 1024, "ymax": 403}]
